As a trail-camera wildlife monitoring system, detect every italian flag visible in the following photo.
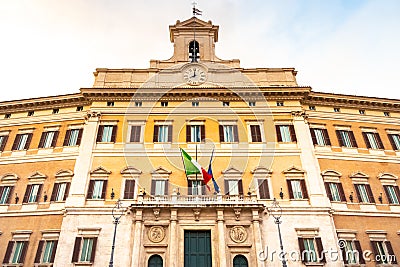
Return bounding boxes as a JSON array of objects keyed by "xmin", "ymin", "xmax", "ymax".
[{"xmin": 181, "ymin": 148, "xmax": 212, "ymax": 185}]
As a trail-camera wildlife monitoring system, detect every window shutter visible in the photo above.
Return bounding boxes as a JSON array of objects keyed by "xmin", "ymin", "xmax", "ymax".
[
  {"xmin": 101, "ymin": 180, "xmax": 108, "ymax": 199},
  {"xmin": 275, "ymin": 125, "xmax": 282, "ymax": 142},
  {"xmin": 186, "ymin": 125, "xmax": 191, "ymax": 142},
  {"xmin": 124, "ymin": 180, "xmax": 135, "ymax": 199},
  {"xmin": 337, "ymin": 183, "xmax": 346, "ymax": 202},
  {"xmin": 96, "ymin": 125, "xmax": 104, "ymax": 142},
  {"xmin": 383, "ymin": 185, "xmax": 391, "ymax": 204},
  {"xmin": 224, "ymin": 180, "xmax": 229, "ymax": 195},
  {"xmin": 63, "ymin": 130, "xmax": 71, "ymax": 146},
  {"xmin": 36, "ymin": 184, "xmax": 43, "ymax": 202},
  {"xmin": 340, "ymin": 245, "xmax": 347, "ymax": 264},
  {"xmin": 385, "ymin": 241, "xmax": 397, "ymax": 264},
  {"xmin": 258, "ymin": 179, "xmax": 270, "ymax": 199},
  {"xmin": 6, "ymin": 186, "xmax": 14, "ymax": 204},
  {"xmin": 354, "ymin": 184, "xmax": 362, "ymax": 203},
  {"xmin": 90, "ymin": 237, "xmax": 98, "ymax": 262},
  {"xmin": 64, "ymin": 182, "xmax": 70, "ymax": 201},
  {"xmin": 298, "ymin": 238, "xmax": 306, "ymax": 263},
  {"xmin": 0, "ymin": 135, "xmax": 8, "ymax": 151},
  {"xmin": 238, "ymin": 180, "xmax": 243, "ymax": 195},
  {"xmin": 388, "ymin": 134, "xmax": 398, "ymax": 150},
  {"xmin": 188, "ymin": 180, "xmax": 193, "ymax": 195},
  {"xmin": 151, "ymin": 180, "xmax": 156, "ymax": 195},
  {"xmin": 349, "ymin": 131, "xmax": 358, "ymax": 147},
  {"xmin": 200, "ymin": 125, "xmax": 205, "ymax": 142},
  {"xmin": 24, "ymin": 133, "xmax": 33, "ymax": 150},
  {"xmin": 87, "ymin": 180, "xmax": 95, "ymax": 199},
  {"xmin": 300, "ymin": 180, "xmax": 308, "ymax": 199},
  {"xmin": 51, "ymin": 131, "xmax": 59, "ymax": 147},
  {"xmin": 395, "ymin": 186, "xmax": 400, "ymax": 202},
  {"xmin": 153, "ymin": 125, "xmax": 159, "ymax": 142},
  {"xmin": 365, "ymin": 184, "xmax": 375, "ymax": 203},
  {"xmin": 23, "ymin": 185, "xmax": 32, "ymax": 203},
  {"xmin": 287, "ymin": 180, "xmax": 294, "ymax": 199},
  {"xmin": 375, "ymin": 133, "xmax": 384, "ymax": 149},
  {"xmin": 250, "ymin": 125, "xmax": 262, "ymax": 142},
  {"xmin": 164, "ymin": 181, "xmax": 169, "ymax": 195},
  {"xmin": 34, "ymin": 240, "xmax": 45, "ymax": 263},
  {"xmin": 12, "ymin": 134, "xmax": 21, "ymax": 150},
  {"xmin": 167, "ymin": 125, "xmax": 172, "ymax": 142},
  {"xmin": 219, "ymin": 125, "xmax": 224, "ymax": 142},
  {"xmin": 111, "ymin": 126, "xmax": 117, "ymax": 143},
  {"xmin": 71, "ymin": 237, "xmax": 81, "ymax": 263},
  {"xmin": 233, "ymin": 125, "xmax": 239, "ymax": 142},
  {"xmin": 19, "ymin": 241, "xmax": 29, "ymax": 263},
  {"xmin": 310, "ymin": 129, "xmax": 317, "ymax": 145},
  {"xmin": 315, "ymin": 237, "xmax": 325, "ymax": 263},
  {"xmin": 50, "ymin": 240, "xmax": 58, "ymax": 263},
  {"xmin": 324, "ymin": 183, "xmax": 333, "ymax": 201},
  {"xmin": 323, "ymin": 129, "xmax": 331, "ymax": 146},
  {"xmin": 289, "ymin": 125, "xmax": 297, "ymax": 142},
  {"xmin": 362, "ymin": 132, "xmax": 371, "ymax": 148},
  {"xmin": 370, "ymin": 241, "xmax": 380, "ymax": 263},
  {"xmin": 354, "ymin": 240, "xmax": 365, "ymax": 264},
  {"xmin": 3, "ymin": 241, "xmax": 14, "ymax": 263},
  {"xmin": 50, "ymin": 183, "xmax": 59, "ymax": 201},
  {"xmin": 76, "ymin": 129, "xmax": 83, "ymax": 145},
  {"xmin": 335, "ymin": 130, "xmax": 344, "ymax": 146}
]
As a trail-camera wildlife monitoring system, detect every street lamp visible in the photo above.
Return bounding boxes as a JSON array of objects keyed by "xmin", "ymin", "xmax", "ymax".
[
  {"xmin": 270, "ymin": 198, "xmax": 287, "ymax": 267},
  {"xmin": 109, "ymin": 199, "xmax": 124, "ymax": 267}
]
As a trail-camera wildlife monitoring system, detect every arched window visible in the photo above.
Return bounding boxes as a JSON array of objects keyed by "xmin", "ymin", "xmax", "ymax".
[
  {"xmin": 233, "ymin": 255, "xmax": 248, "ymax": 267},
  {"xmin": 148, "ymin": 254, "xmax": 163, "ymax": 267},
  {"xmin": 189, "ymin": 40, "xmax": 199, "ymax": 62}
]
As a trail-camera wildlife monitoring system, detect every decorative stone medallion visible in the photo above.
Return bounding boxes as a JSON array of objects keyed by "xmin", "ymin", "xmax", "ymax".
[
  {"xmin": 148, "ymin": 226, "xmax": 165, "ymax": 243},
  {"xmin": 229, "ymin": 226, "xmax": 247, "ymax": 243}
]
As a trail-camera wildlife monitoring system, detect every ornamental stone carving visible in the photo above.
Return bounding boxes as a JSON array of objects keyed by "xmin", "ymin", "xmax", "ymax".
[
  {"xmin": 229, "ymin": 226, "xmax": 247, "ymax": 243},
  {"xmin": 147, "ymin": 226, "xmax": 165, "ymax": 243}
]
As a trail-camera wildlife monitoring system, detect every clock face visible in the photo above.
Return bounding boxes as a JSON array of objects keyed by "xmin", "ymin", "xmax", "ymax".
[{"xmin": 183, "ymin": 65, "xmax": 207, "ymax": 85}]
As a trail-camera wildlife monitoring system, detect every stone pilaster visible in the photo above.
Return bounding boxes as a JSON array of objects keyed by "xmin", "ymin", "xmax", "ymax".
[
  {"xmin": 168, "ymin": 209, "xmax": 178, "ymax": 266},
  {"xmin": 132, "ymin": 209, "xmax": 143, "ymax": 267},
  {"xmin": 252, "ymin": 209, "xmax": 265, "ymax": 267},
  {"xmin": 216, "ymin": 209, "xmax": 227, "ymax": 267}
]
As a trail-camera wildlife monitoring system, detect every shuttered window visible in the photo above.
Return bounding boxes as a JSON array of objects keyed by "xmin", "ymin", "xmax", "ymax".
[
  {"xmin": 129, "ymin": 125, "xmax": 142, "ymax": 142},
  {"xmin": 34, "ymin": 240, "xmax": 58, "ymax": 263},
  {"xmin": 257, "ymin": 179, "xmax": 270, "ymax": 199},
  {"xmin": 63, "ymin": 129, "xmax": 83, "ymax": 146},
  {"xmin": 340, "ymin": 239, "xmax": 365, "ymax": 264},
  {"xmin": 3, "ymin": 241, "xmax": 29, "ymax": 264},
  {"xmin": 153, "ymin": 125, "xmax": 172, "ymax": 143},
  {"xmin": 0, "ymin": 186, "xmax": 14, "ymax": 204},
  {"xmin": 250, "ymin": 125, "xmax": 262, "ymax": 142},
  {"xmin": 71, "ymin": 237, "xmax": 97, "ymax": 263},
  {"xmin": 310, "ymin": 128, "xmax": 331, "ymax": 146},
  {"xmin": 96, "ymin": 125, "xmax": 117, "ymax": 143},
  {"xmin": 336, "ymin": 130, "xmax": 357, "ymax": 148},
  {"xmin": 298, "ymin": 237, "xmax": 325, "ymax": 263},
  {"xmin": 50, "ymin": 182, "xmax": 70, "ymax": 202},
  {"xmin": 388, "ymin": 133, "xmax": 400, "ymax": 150},
  {"xmin": 0, "ymin": 135, "xmax": 9, "ymax": 151},
  {"xmin": 362, "ymin": 132, "xmax": 384, "ymax": 149},
  {"xmin": 287, "ymin": 180, "xmax": 308, "ymax": 199},
  {"xmin": 87, "ymin": 180, "xmax": 107, "ymax": 200},
  {"xmin": 383, "ymin": 185, "xmax": 400, "ymax": 204},
  {"xmin": 219, "ymin": 125, "xmax": 238, "ymax": 143},
  {"xmin": 324, "ymin": 182, "xmax": 346, "ymax": 202},
  {"xmin": 186, "ymin": 125, "xmax": 205, "ymax": 143},
  {"xmin": 276, "ymin": 125, "xmax": 296, "ymax": 142},
  {"xmin": 38, "ymin": 131, "xmax": 59, "ymax": 148},
  {"xmin": 354, "ymin": 184, "xmax": 375, "ymax": 203},
  {"xmin": 12, "ymin": 133, "xmax": 33, "ymax": 150},
  {"xmin": 124, "ymin": 180, "xmax": 136, "ymax": 199},
  {"xmin": 151, "ymin": 180, "xmax": 169, "ymax": 196},
  {"xmin": 224, "ymin": 179, "xmax": 243, "ymax": 195},
  {"xmin": 22, "ymin": 184, "xmax": 43, "ymax": 203}
]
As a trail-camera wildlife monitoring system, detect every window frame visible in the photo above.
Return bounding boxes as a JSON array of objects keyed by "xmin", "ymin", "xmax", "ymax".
[
  {"xmin": 151, "ymin": 179, "xmax": 169, "ymax": 196},
  {"xmin": 354, "ymin": 183, "xmax": 375, "ymax": 204},
  {"xmin": 153, "ymin": 124, "xmax": 172, "ymax": 143},
  {"xmin": 22, "ymin": 183, "xmax": 43, "ymax": 203},
  {"xmin": 388, "ymin": 133, "xmax": 400, "ymax": 151},
  {"xmin": 224, "ymin": 179, "xmax": 243, "ymax": 196},
  {"xmin": 310, "ymin": 128, "xmax": 331, "ymax": 146},
  {"xmin": 38, "ymin": 130, "xmax": 59, "ymax": 149},
  {"xmin": 275, "ymin": 125, "xmax": 297, "ymax": 143},
  {"xmin": 336, "ymin": 129, "xmax": 358, "ymax": 148},
  {"xmin": 12, "ymin": 132, "xmax": 33, "ymax": 151},
  {"xmin": 87, "ymin": 180, "xmax": 107, "ymax": 200},
  {"xmin": 63, "ymin": 128, "xmax": 83, "ymax": 147},
  {"xmin": 219, "ymin": 124, "xmax": 239, "ymax": 143},
  {"xmin": 324, "ymin": 182, "xmax": 346, "ymax": 202},
  {"xmin": 287, "ymin": 179, "xmax": 308, "ymax": 200},
  {"xmin": 362, "ymin": 131, "xmax": 384, "ymax": 150},
  {"xmin": 0, "ymin": 133, "xmax": 9, "ymax": 152},
  {"xmin": 71, "ymin": 237, "xmax": 98, "ymax": 264}
]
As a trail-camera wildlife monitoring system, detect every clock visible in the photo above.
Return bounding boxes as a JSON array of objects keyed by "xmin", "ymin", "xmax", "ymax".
[{"xmin": 183, "ymin": 64, "xmax": 207, "ymax": 85}]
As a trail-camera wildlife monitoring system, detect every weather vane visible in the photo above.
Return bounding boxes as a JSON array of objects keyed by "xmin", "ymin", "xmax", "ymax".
[
  {"xmin": 190, "ymin": 2, "xmax": 202, "ymax": 63},
  {"xmin": 192, "ymin": 1, "xmax": 202, "ymax": 17}
]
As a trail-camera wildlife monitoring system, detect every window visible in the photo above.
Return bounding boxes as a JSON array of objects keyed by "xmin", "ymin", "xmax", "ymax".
[
  {"xmin": 310, "ymin": 128, "xmax": 331, "ymax": 146},
  {"xmin": 362, "ymin": 131, "xmax": 384, "ymax": 149},
  {"xmin": 63, "ymin": 128, "xmax": 83, "ymax": 146},
  {"xmin": 257, "ymin": 179, "xmax": 270, "ymax": 199},
  {"xmin": 324, "ymin": 182, "xmax": 346, "ymax": 202},
  {"xmin": 276, "ymin": 102, "xmax": 284, "ymax": 106},
  {"xmin": 134, "ymin": 101, "xmax": 142, "ymax": 107},
  {"xmin": 34, "ymin": 240, "xmax": 58, "ymax": 264},
  {"xmin": 22, "ymin": 184, "xmax": 43, "ymax": 203},
  {"xmin": 192, "ymin": 101, "xmax": 199, "ymax": 107},
  {"xmin": 76, "ymin": 106, "xmax": 83, "ymax": 111},
  {"xmin": 354, "ymin": 184, "xmax": 375, "ymax": 203},
  {"xmin": 4, "ymin": 113, "xmax": 11, "ymax": 119},
  {"xmin": 340, "ymin": 239, "xmax": 365, "ymax": 264},
  {"xmin": 107, "ymin": 101, "xmax": 114, "ymax": 107},
  {"xmin": 186, "ymin": 124, "xmax": 205, "ymax": 143},
  {"xmin": 96, "ymin": 125, "xmax": 117, "ymax": 143},
  {"xmin": 359, "ymin": 109, "xmax": 365, "ymax": 115},
  {"xmin": 0, "ymin": 134, "xmax": 9, "ymax": 152},
  {"xmin": 250, "ymin": 125, "xmax": 262, "ymax": 142},
  {"xmin": 248, "ymin": 102, "xmax": 256, "ymax": 107},
  {"xmin": 224, "ymin": 179, "xmax": 243, "ymax": 195},
  {"xmin": 87, "ymin": 180, "xmax": 107, "ymax": 200},
  {"xmin": 334, "ymin": 107, "xmax": 340, "ymax": 112},
  {"xmin": 189, "ymin": 40, "xmax": 200, "ymax": 61},
  {"xmin": 388, "ymin": 133, "xmax": 400, "ymax": 150},
  {"xmin": 222, "ymin": 101, "xmax": 229, "ymax": 107},
  {"xmin": 124, "ymin": 180, "xmax": 136, "ymax": 199},
  {"xmin": 276, "ymin": 125, "xmax": 296, "ymax": 143},
  {"xmin": 298, "ymin": 237, "xmax": 325, "ymax": 263},
  {"xmin": 151, "ymin": 180, "xmax": 168, "ymax": 196},
  {"xmin": 129, "ymin": 125, "xmax": 142, "ymax": 142},
  {"xmin": 71, "ymin": 237, "xmax": 97, "ymax": 263},
  {"xmin": 161, "ymin": 101, "xmax": 168, "ymax": 107},
  {"xmin": 28, "ymin": 111, "xmax": 34, "ymax": 116},
  {"xmin": 38, "ymin": 130, "xmax": 59, "ymax": 149},
  {"xmin": 384, "ymin": 111, "xmax": 390, "ymax": 117},
  {"xmin": 0, "ymin": 186, "xmax": 14, "ymax": 204},
  {"xmin": 336, "ymin": 130, "xmax": 357, "ymax": 148},
  {"xmin": 153, "ymin": 125, "xmax": 172, "ymax": 143},
  {"xmin": 188, "ymin": 180, "xmax": 204, "ymax": 195},
  {"xmin": 383, "ymin": 185, "xmax": 400, "ymax": 204},
  {"xmin": 309, "ymin": 106, "xmax": 316, "ymax": 111},
  {"xmin": 3, "ymin": 241, "xmax": 29, "ymax": 264},
  {"xmin": 11, "ymin": 133, "xmax": 33, "ymax": 150},
  {"xmin": 52, "ymin": 108, "xmax": 59, "ymax": 114},
  {"xmin": 287, "ymin": 180, "xmax": 308, "ymax": 199},
  {"xmin": 219, "ymin": 125, "xmax": 238, "ymax": 143},
  {"xmin": 50, "ymin": 182, "xmax": 70, "ymax": 202},
  {"xmin": 371, "ymin": 241, "xmax": 397, "ymax": 264}
]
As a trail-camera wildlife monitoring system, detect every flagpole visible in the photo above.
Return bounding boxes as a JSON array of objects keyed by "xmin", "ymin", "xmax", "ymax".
[
  {"xmin": 179, "ymin": 148, "xmax": 189, "ymax": 192},
  {"xmin": 195, "ymin": 144, "xmax": 198, "ymax": 194}
]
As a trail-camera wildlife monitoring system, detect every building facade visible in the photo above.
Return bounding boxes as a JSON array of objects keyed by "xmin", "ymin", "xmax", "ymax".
[{"xmin": 0, "ymin": 16, "xmax": 399, "ymax": 267}]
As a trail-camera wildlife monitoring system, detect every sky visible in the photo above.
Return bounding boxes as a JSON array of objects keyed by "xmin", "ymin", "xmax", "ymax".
[{"xmin": 0, "ymin": 0, "xmax": 399, "ymax": 101}]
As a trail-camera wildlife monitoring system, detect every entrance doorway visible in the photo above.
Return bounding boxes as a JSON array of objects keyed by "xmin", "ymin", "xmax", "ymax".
[{"xmin": 184, "ymin": 230, "xmax": 212, "ymax": 267}]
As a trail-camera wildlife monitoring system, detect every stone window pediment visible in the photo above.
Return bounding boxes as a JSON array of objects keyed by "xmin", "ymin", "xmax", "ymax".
[
  {"xmin": 222, "ymin": 167, "xmax": 243, "ymax": 179},
  {"xmin": 1, "ymin": 173, "xmax": 19, "ymax": 185},
  {"xmin": 121, "ymin": 166, "xmax": 142, "ymax": 178},
  {"xmin": 251, "ymin": 167, "xmax": 272, "ymax": 179},
  {"xmin": 350, "ymin": 171, "xmax": 369, "ymax": 183},
  {"xmin": 321, "ymin": 170, "xmax": 342, "ymax": 183},
  {"xmin": 378, "ymin": 173, "xmax": 398, "ymax": 185},
  {"xmin": 90, "ymin": 166, "xmax": 111, "ymax": 178},
  {"xmin": 151, "ymin": 166, "xmax": 171, "ymax": 179},
  {"xmin": 55, "ymin": 169, "xmax": 74, "ymax": 182},
  {"xmin": 28, "ymin": 171, "xmax": 47, "ymax": 183},
  {"xmin": 283, "ymin": 166, "xmax": 305, "ymax": 179}
]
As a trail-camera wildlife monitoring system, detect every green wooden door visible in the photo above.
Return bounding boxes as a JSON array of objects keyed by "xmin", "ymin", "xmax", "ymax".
[
  {"xmin": 148, "ymin": 254, "xmax": 163, "ymax": 267},
  {"xmin": 233, "ymin": 255, "xmax": 248, "ymax": 267},
  {"xmin": 184, "ymin": 230, "xmax": 212, "ymax": 267}
]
